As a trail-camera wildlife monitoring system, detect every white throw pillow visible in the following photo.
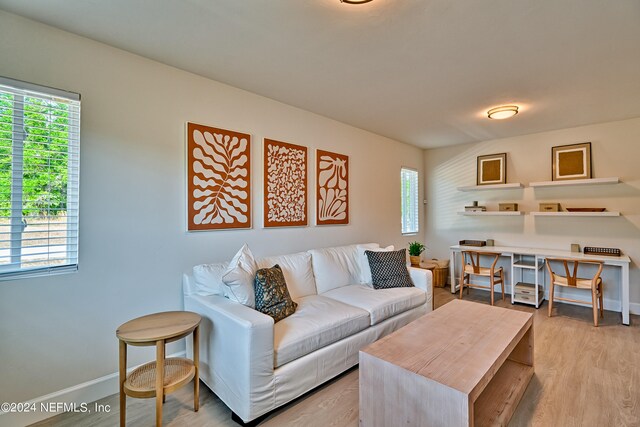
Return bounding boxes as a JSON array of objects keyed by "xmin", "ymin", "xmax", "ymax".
[
  {"xmin": 222, "ymin": 244, "xmax": 257, "ymax": 308},
  {"xmin": 358, "ymin": 244, "xmax": 394, "ymax": 285},
  {"xmin": 192, "ymin": 261, "xmax": 229, "ymax": 296}
]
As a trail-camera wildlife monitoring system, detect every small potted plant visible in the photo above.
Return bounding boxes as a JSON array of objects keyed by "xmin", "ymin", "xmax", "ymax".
[{"xmin": 408, "ymin": 241, "xmax": 426, "ymax": 266}]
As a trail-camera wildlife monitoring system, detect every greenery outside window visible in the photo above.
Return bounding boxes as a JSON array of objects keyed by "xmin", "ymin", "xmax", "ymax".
[
  {"xmin": 401, "ymin": 167, "xmax": 419, "ymax": 235},
  {"xmin": 0, "ymin": 77, "xmax": 80, "ymax": 280}
]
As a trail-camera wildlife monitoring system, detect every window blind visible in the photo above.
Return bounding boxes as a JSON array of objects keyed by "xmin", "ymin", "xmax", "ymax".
[
  {"xmin": 401, "ymin": 167, "xmax": 419, "ymax": 234},
  {"xmin": 0, "ymin": 77, "xmax": 80, "ymax": 280}
]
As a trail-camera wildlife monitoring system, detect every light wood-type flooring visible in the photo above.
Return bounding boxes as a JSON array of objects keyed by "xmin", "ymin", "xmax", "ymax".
[{"xmin": 33, "ymin": 287, "xmax": 640, "ymax": 426}]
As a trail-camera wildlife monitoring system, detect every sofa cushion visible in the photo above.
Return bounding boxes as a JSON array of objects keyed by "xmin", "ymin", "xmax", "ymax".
[
  {"xmin": 192, "ymin": 261, "xmax": 229, "ymax": 296},
  {"xmin": 257, "ymin": 252, "xmax": 317, "ymax": 300},
  {"xmin": 323, "ymin": 284, "xmax": 426, "ymax": 325},
  {"xmin": 366, "ymin": 249, "xmax": 414, "ymax": 289},
  {"xmin": 273, "ymin": 294, "xmax": 370, "ymax": 367},
  {"xmin": 309, "ymin": 244, "xmax": 364, "ymax": 294},
  {"xmin": 254, "ymin": 265, "xmax": 298, "ymax": 322}
]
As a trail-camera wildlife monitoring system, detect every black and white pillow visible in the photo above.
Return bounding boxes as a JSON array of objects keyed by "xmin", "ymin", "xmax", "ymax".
[{"xmin": 365, "ymin": 249, "xmax": 414, "ymax": 290}]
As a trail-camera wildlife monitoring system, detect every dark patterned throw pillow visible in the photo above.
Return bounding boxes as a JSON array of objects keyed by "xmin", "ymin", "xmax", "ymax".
[
  {"xmin": 365, "ymin": 249, "xmax": 414, "ymax": 290},
  {"xmin": 254, "ymin": 264, "xmax": 298, "ymax": 322}
]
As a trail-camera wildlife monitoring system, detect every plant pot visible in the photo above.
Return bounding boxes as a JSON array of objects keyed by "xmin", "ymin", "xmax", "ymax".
[{"xmin": 410, "ymin": 255, "xmax": 421, "ymax": 266}]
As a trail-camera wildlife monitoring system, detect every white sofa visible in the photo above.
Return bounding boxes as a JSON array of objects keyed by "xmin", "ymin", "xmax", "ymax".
[{"xmin": 183, "ymin": 243, "xmax": 433, "ymax": 425}]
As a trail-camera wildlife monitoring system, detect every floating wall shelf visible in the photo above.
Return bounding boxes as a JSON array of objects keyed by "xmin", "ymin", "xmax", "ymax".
[
  {"xmin": 457, "ymin": 211, "xmax": 524, "ymax": 216},
  {"xmin": 530, "ymin": 211, "xmax": 620, "ymax": 217},
  {"xmin": 457, "ymin": 183, "xmax": 524, "ymax": 191},
  {"xmin": 529, "ymin": 177, "xmax": 620, "ymax": 188}
]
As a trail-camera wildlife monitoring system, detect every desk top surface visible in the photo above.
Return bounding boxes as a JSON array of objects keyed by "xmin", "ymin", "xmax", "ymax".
[{"xmin": 450, "ymin": 244, "xmax": 631, "ymax": 264}]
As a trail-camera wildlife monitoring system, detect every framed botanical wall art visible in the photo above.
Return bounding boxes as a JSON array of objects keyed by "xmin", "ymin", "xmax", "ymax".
[
  {"xmin": 316, "ymin": 149, "xmax": 349, "ymax": 225},
  {"xmin": 552, "ymin": 142, "xmax": 592, "ymax": 181},
  {"xmin": 264, "ymin": 138, "xmax": 307, "ymax": 227},
  {"xmin": 477, "ymin": 153, "xmax": 507, "ymax": 185},
  {"xmin": 186, "ymin": 122, "xmax": 251, "ymax": 230}
]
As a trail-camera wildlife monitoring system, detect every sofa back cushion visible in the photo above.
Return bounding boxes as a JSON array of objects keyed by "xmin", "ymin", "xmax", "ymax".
[
  {"xmin": 256, "ymin": 251, "xmax": 317, "ymax": 300},
  {"xmin": 192, "ymin": 261, "xmax": 229, "ymax": 296},
  {"xmin": 309, "ymin": 244, "xmax": 371, "ymax": 294}
]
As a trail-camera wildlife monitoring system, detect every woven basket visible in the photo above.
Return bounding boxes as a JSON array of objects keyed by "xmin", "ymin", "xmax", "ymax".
[{"xmin": 433, "ymin": 267, "xmax": 448, "ymax": 288}]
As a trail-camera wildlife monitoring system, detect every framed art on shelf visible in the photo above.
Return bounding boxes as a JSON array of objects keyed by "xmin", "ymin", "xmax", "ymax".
[
  {"xmin": 264, "ymin": 138, "xmax": 308, "ymax": 227},
  {"xmin": 186, "ymin": 122, "xmax": 251, "ymax": 231},
  {"xmin": 552, "ymin": 142, "xmax": 592, "ymax": 181},
  {"xmin": 477, "ymin": 153, "xmax": 507, "ymax": 185}
]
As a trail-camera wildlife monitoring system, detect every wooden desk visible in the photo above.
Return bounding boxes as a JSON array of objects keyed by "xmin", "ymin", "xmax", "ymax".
[
  {"xmin": 360, "ymin": 300, "xmax": 534, "ymax": 426},
  {"xmin": 117, "ymin": 311, "xmax": 201, "ymax": 427},
  {"xmin": 449, "ymin": 244, "xmax": 632, "ymax": 325}
]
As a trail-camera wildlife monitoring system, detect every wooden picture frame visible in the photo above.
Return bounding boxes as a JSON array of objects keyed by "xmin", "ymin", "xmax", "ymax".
[
  {"xmin": 316, "ymin": 149, "xmax": 349, "ymax": 225},
  {"xmin": 263, "ymin": 138, "xmax": 308, "ymax": 227},
  {"xmin": 477, "ymin": 153, "xmax": 507, "ymax": 185},
  {"xmin": 186, "ymin": 122, "xmax": 251, "ymax": 231},
  {"xmin": 552, "ymin": 142, "xmax": 592, "ymax": 181}
]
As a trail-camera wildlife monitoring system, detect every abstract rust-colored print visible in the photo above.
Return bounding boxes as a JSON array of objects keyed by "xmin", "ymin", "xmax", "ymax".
[
  {"xmin": 187, "ymin": 122, "xmax": 251, "ymax": 230},
  {"xmin": 263, "ymin": 139, "xmax": 307, "ymax": 227},
  {"xmin": 316, "ymin": 150, "xmax": 349, "ymax": 225}
]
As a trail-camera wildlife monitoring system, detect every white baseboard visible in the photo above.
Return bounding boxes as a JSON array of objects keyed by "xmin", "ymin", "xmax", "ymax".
[
  {"xmin": 0, "ymin": 351, "xmax": 185, "ymax": 427},
  {"xmin": 630, "ymin": 302, "xmax": 640, "ymax": 316}
]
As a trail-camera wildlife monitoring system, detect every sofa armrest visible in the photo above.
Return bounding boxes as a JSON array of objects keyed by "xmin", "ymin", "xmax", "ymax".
[
  {"xmin": 408, "ymin": 266, "xmax": 431, "ymax": 290},
  {"xmin": 408, "ymin": 266, "xmax": 433, "ymax": 311},
  {"xmin": 184, "ymin": 293, "xmax": 275, "ymax": 420}
]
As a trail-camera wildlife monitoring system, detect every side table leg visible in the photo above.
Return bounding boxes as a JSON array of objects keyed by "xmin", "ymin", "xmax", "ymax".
[
  {"xmin": 194, "ymin": 325, "xmax": 200, "ymax": 412},
  {"xmin": 156, "ymin": 340, "xmax": 165, "ymax": 427},
  {"xmin": 119, "ymin": 340, "xmax": 127, "ymax": 427}
]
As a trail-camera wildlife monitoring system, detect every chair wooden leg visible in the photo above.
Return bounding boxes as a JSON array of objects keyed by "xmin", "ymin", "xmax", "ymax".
[
  {"xmin": 548, "ymin": 282, "xmax": 554, "ymax": 317},
  {"xmin": 490, "ymin": 277, "xmax": 495, "ymax": 306},
  {"xmin": 599, "ymin": 286, "xmax": 604, "ymax": 318},
  {"xmin": 592, "ymin": 290, "xmax": 599, "ymax": 327},
  {"xmin": 459, "ymin": 274, "xmax": 465, "ymax": 299},
  {"xmin": 500, "ymin": 270, "xmax": 505, "ymax": 301}
]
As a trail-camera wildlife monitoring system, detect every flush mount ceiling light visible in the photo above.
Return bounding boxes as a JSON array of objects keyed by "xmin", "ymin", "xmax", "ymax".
[
  {"xmin": 340, "ymin": 0, "xmax": 373, "ymax": 3},
  {"xmin": 487, "ymin": 105, "xmax": 519, "ymax": 120}
]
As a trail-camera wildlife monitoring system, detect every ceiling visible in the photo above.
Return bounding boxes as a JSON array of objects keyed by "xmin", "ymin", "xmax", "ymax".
[{"xmin": 1, "ymin": 0, "xmax": 640, "ymax": 148}]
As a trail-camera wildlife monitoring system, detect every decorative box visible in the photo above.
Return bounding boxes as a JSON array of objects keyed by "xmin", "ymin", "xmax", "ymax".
[
  {"xmin": 539, "ymin": 203, "xmax": 560, "ymax": 212},
  {"xmin": 499, "ymin": 203, "xmax": 518, "ymax": 212},
  {"xmin": 459, "ymin": 240, "xmax": 486, "ymax": 247}
]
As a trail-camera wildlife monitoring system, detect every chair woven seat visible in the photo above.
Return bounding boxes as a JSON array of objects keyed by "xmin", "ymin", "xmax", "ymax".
[
  {"xmin": 553, "ymin": 275, "xmax": 602, "ymax": 289},
  {"xmin": 463, "ymin": 265, "xmax": 503, "ymax": 276}
]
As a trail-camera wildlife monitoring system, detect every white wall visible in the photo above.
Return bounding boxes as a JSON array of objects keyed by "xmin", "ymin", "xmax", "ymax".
[
  {"xmin": 0, "ymin": 11, "xmax": 424, "ymax": 404},
  {"xmin": 424, "ymin": 118, "xmax": 640, "ymax": 309}
]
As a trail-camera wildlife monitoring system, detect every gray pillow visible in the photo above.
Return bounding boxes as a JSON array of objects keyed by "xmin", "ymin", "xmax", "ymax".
[{"xmin": 365, "ymin": 249, "xmax": 414, "ymax": 290}]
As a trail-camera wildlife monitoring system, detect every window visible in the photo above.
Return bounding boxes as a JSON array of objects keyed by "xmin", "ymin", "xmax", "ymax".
[
  {"xmin": 0, "ymin": 77, "xmax": 80, "ymax": 280},
  {"xmin": 401, "ymin": 167, "xmax": 419, "ymax": 234}
]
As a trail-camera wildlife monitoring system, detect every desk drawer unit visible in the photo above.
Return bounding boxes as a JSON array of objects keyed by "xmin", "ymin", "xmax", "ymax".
[{"xmin": 513, "ymin": 282, "xmax": 544, "ymax": 306}]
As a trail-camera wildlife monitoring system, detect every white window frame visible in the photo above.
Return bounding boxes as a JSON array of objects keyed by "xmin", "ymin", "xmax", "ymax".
[
  {"xmin": 401, "ymin": 167, "xmax": 419, "ymax": 235},
  {"xmin": 0, "ymin": 76, "xmax": 80, "ymax": 280}
]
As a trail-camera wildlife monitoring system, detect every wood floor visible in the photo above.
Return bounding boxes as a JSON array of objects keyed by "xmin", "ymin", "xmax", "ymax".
[{"xmin": 33, "ymin": 287, "xmax": 640, "ymax": 426}]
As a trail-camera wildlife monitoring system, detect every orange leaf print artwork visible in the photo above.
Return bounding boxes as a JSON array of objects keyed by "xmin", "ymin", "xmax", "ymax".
[
  {"xmin": 264, "ymin": 139, "xmax": 307, "ymax": 227},
  {"xmin": 187, "ymin": 123, "xmax": 251, "ymax": 230},
  {"xmin": 316, "ymin": 150, "xmax": 349, "ymax": 225}
]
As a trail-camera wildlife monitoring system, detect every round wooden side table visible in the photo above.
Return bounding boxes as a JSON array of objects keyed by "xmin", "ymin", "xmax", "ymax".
[
  {"xmin": 116, "ymin": 311, "xmax": 201, "ymax": 427},
  {"xmin": 418, "ymin": 262, "xmax": 437, "ymax": 310}
]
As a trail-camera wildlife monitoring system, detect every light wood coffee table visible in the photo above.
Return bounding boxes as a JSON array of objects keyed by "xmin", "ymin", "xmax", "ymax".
[
  {"xmin": 360, "ymin": 299, "xmax": 533, "ymax": 427},
  {"xmin": 117, "ymin": 311, "xmax": 201, "ymax": 427}
]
